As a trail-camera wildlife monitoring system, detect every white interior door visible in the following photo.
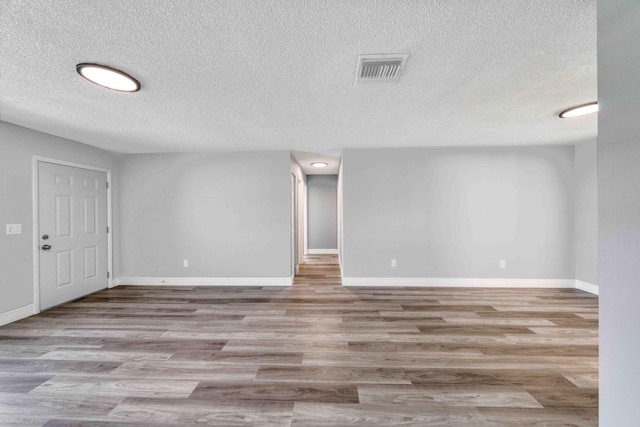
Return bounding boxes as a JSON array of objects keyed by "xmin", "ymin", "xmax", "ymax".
[{"xmin": 38, "ymin": 162, "xmax": 108, "ymax": 310}]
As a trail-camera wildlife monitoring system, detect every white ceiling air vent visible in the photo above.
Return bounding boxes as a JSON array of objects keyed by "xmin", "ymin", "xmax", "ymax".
[{"xmin": 355, "ymin": 53, "xmax": 410, "ymax": 84}]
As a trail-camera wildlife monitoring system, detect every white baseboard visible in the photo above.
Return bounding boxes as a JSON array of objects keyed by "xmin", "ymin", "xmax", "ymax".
[
  {"xmin": 0, "ymin": 304, "xmax": 35, "ymax": 327},
  {"xmin": 342, "ymin": 277, "xmax": 577, "ymax": 288},
  {"xmin": 307, "ymin": 249, "xmax": 338, "ymax": 255},
  {"xmin": 575, "ymin": 280, "xmax": 599, "ymax": 295},
  {"xmin": 114, "ymin": 276, "xmax": 293, "ymax": 287}
]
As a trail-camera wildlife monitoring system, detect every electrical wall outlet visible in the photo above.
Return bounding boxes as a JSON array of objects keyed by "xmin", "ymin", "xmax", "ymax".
[
  {"xmin": 391, "ymin": 259, "xmax": 397, "ymax": 268},
  {"xmin": 500, "ymin": 260, "xmax": 506, "ymax": 269},
  {"xmin": 183, "ymin": 259, "xmax": 189, "ymax": 268}
]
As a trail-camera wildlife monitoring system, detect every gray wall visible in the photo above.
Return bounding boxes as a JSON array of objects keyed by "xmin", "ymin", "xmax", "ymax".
[
  {"xmin": 574, "ymin": 140, "xmax": 598, "ymax": 285},
  {"xmin": 598, "ymin": 1, "xmax": 640, "ymax": 424},
  {"xmin": 0, "ymin": 121, "xmax": 120, "ymax": 314},
  {"xmin": 342, "ymin": 146, "xmax": 574, "ymax": 279},
  {"xmin": 307, "ymin": 175, "xmax": 338, "ymax": 250},
  {"xmin": 119, "ymin": 151, "xmax": 291, "ymax": 278}
]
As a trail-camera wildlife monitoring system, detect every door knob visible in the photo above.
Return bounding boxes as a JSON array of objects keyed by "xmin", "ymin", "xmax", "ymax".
[{"xmin": 41, "ymin": 245, "xmax": 52, "ymax": 251}]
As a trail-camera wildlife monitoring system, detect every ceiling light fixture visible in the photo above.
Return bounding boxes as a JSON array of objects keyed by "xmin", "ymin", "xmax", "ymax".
[
  {"xmin": 76, "ymin": 63, "xmax": 140, "ymax": 92},
  {"xmin": 311, "ymin": 162, "xmax": 328, "ymax": 168},
  {"xmin": 559, "ymin": 102, "xmax": 598, "ymax": 118}
]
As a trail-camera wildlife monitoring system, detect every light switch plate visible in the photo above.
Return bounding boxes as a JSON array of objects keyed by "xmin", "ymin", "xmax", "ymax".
[{"xmin": 6, "ymin": 224, "xmax": 22, "ymax": 235}]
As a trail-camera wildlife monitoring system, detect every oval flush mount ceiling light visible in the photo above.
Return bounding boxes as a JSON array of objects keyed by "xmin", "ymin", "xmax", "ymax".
[
  {"xmin": 311, "ymin": 162, "xmax": 328, "ymax": 168},
  {"xmin": 76, "ymin": 63, "xmax": 140, "ymax": 92},
  {"xmin": 559, "ymin": 102, "xmax": 598, "ymax": 118}
]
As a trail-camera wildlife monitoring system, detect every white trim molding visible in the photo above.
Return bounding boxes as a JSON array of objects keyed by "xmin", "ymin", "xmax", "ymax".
[
  {"xmin": 575, "ymin": 280, "xmax": 599, "ymax": 295},
  {"xmin": 342, "ymin": 277, "xmax": 577, "ymax": 288},
  {"xmin": 115, "ymin": 277, "xmax": 293, "ymax": 287},
  {"xmin": 307, "ymin": 249, "xmax": 338, "ymax": 255},
  {"xmin": 0, "ymin": 304, "xmax": 34, "ymax": 327}
]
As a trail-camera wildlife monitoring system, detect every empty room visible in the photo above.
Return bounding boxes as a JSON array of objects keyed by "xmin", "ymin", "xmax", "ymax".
[{"xmin": 1, "ymin": 0, "xmax": 639, "ymax": 426}]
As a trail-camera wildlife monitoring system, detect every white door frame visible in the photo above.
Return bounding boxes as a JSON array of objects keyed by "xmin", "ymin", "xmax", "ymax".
[
  {"xmin": 291, "ymin": 173, "xmax": 296, "ymax": 277},
  {"xmin": 296, "ymin": 176, "xmax": 304, "ymax": 268},
  {"xmin": 31, "ymin": 156, "xmax": 113, "ymax": 314},
  {"xmin": 303, "ymin": 179, "xmax": 308, "ymax": 256}
]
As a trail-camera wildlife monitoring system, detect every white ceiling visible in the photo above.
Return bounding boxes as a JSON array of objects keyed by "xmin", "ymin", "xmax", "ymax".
[{"xmin": 1, "ymin": 1, "xmax": 597, "ymax": 155}]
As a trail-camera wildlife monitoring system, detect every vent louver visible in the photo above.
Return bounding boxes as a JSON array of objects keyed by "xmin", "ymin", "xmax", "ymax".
[{"xmin": 355, "ymin": 54, "xmax": 409, "ymax": 84}]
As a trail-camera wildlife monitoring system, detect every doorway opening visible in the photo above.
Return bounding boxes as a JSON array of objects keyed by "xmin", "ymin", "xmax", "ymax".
[{"xmin": 292, "ymin": 172, "xmax": 341, "ymax": 286}]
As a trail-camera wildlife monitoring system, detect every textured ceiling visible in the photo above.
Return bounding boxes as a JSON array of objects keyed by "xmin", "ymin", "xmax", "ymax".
[{"xmin": 0, "ymin": 0, "xmax": 597, "ymax": 154}]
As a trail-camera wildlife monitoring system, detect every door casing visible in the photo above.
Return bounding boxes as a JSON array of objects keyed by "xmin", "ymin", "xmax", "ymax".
[{"xmin": 32, "ymin": 156, "xmax": 113, "ymax": 314}]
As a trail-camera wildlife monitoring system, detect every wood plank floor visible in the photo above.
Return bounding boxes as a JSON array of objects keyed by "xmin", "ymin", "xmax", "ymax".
[{"xmin": 0, "ymin": 255, "xmax": 598, "ymax": 426}]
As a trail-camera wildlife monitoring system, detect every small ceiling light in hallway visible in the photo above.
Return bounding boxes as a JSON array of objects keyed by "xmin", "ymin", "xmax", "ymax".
[
  {"xmin": 559, "ymin": 102, "xmax": 598, "ymax": 118},
  {"xmin": 311, "ymin": 162, "xmax": 328, "ymax": 168},
  {"xmin": 76, "ymin": 63, "xmax": 140, "ymax": 92}
]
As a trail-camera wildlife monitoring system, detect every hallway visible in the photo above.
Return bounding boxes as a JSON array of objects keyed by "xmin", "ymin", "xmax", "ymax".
[{"xmin": 293, "ymin": 255, "xmax": 341, "ymax": 287}]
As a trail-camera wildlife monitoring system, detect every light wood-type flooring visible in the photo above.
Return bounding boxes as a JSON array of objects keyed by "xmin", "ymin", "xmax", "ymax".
[{"xmin": 0, "ymin": 255, "xmax": 598, "ymax": 426}]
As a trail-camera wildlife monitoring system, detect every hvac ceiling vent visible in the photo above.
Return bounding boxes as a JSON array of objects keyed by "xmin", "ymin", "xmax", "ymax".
[{"xmin": 355, "ymin": 53, "xmax": 409, "ymax": 84}]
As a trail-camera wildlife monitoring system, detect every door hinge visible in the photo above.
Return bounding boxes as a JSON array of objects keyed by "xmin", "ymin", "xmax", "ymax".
[
  {"xmin": 107, "ymin": 272, "xmax": 110, "ymax": 279},
  {"xmin": 106, "ymin": 226, "xmax": 109, "ymax": 233},
  {"xmin": 106, "ymin": 182, "xmax": 109, "ymax": 189}
]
